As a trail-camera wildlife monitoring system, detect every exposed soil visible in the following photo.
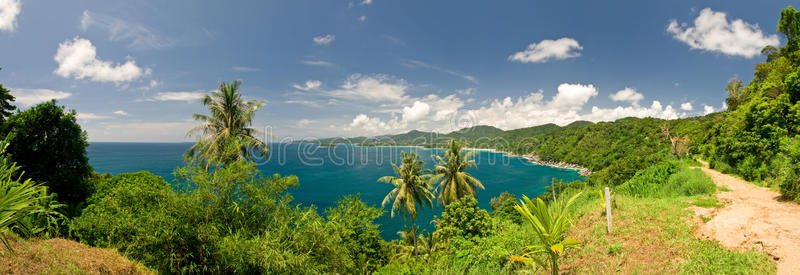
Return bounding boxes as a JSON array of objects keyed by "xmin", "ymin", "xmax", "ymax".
[
  {"xmin": 0, "ymin": 236, "xmax": 152, "ymax": 274},
  {"xmin": 694, "ymin": 161, "xmax": 800, "ymax": 275}
]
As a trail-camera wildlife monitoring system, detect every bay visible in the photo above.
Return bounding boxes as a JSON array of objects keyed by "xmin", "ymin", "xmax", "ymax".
[{"xmin": 88, "ymin": 142, "xmax": 584, "ymax": 240}]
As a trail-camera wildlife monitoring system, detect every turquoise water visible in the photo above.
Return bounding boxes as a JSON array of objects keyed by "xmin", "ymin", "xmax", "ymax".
[{"xmin": 88, "ymin": 143, "xmax": 584, "ymax": 240}]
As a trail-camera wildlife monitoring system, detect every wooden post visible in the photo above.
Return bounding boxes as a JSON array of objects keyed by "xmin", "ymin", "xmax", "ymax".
[{"xmin": 605, "ymin": 187, "xmax": 612, "ymax": 233}]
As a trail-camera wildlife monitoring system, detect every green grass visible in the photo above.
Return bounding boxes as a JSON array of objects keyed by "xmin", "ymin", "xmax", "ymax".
[
  {"xmin": 691, "ymin": 195, "xmax": 723, "ymax": 208},
  {"xmin": 562, "ymin": 195, "xmax": 775, "ymax": 274}
]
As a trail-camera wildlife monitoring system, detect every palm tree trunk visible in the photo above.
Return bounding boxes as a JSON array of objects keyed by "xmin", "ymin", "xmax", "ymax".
[{"xmin": 412, "ymin": 219, "xmax": 419, "ymax": 258}]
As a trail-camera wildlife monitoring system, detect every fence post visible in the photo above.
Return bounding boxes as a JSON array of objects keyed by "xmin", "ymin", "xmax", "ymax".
[{"xmin": 605, "ymin": 187, "xmax": 612, "ymax": 233}]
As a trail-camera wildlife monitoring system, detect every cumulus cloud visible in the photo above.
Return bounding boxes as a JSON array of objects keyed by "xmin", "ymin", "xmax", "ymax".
[
  {"xmin": 81, "ymin": 10, "xmax": 174, "ymax": 50},
  {"xmin": 11, "ymin": 88, "xmax": 72, "ymax": 106},
  {"xmin": 361, "ymin": 0, "xmax": 373, "ymax": 5},
  {"xmin": 358, "ymin": 16, "xmax": 367, "ymax": 22},
  {"xmin": 609, "ymin": 88, "xmax": 644, "ymax": 104},
  {"xmin": 681, "ymin": 102, "xmax": 694, "ymax": 111},
  {"xmin": 509, "ymin": 37, "xmax": 583, "ymax": 63},
  {"xmin": 343, "ymin": 82, "xmax": 697, "ymax": 135},
  {"xmin": 326, "ymin": 74, "xmax": 408, "ymax": 103},
  {"xmin": 54, "ymin": 37, "xmax": 150, "ymax": 83},
  {"xmin": 113, "ymin": 110, "xmax": 128, "ymax": 115},
  {"xmin": 313, "ymin": 34, "xmax": 335, "ymax": 45},
  {"xmin": 667, "ymin": 8, "xmax": 779, "ymax": 58},
  {"xmin": 703, "ymin": 104, "xmax": 715, "ymax": 115},
  {"xmin": 0, "ymin": 0, "xmax": 21, "ymax": 32},
  {"xmin": 292, "ymin": 80, "xmax": 322, "ymax": 91},
  {"xmin": 402, "ymin": 101, "xmax": 431, "ymax": 123}
]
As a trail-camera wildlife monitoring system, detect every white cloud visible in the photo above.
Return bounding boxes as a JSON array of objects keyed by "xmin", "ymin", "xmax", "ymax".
[
  {"xmin": 551, "ymin": 83, "xmax": 598, "ymax": 111},
  {"xmin": 509, "ymin": 37, "xmax": 583, "ymax": 63},
  {"xmin": 148, "ymin": 91, "xmax": 206, "ymax": 102},
  {"xmin": 667, "ymin": 8, "xmax": 779, "ymax": 58},
  {"xmin": 722, "ymin": 101, "xmax": 728, "ymax": 110},
  {"xmin": 113, "ymin": 110, "xmax": 128, "ymax": 115},
  {"xmin": 291, "ymin": 80, "xmax": 322, "ymax": 91},
  {"xmin": 313, "ymin": 34, "xmax": 335, "ymax": 45},
  {"xmin": 301, "ymin": 59, "xmax": 333, "ymax": 67},
  {"xmin": 80, "ymin": 10, "xmax": 174, "ymax": 50},
  {"xmin": 403, "ymin": 60, "xmax": 478, "ymax": 84},
  {"xmin": 298, "ymin": 119, "xmax": 315, "ymax": 127},
  {"xmin": 54, "ymin": 37, "xmax": 150, "ymax": 83},
  {"xmin": 232, "ymin": 66, "xmax": 261, "ymax": 72},
  {"xmin": 11, "ymin": 88, "xmax": 72, "ymax": 106},
  {"xmin": 0, "ymin": 0, "xmax": 21, "ymax": 32},
  {"xmin": 681, "ymin": 102, "xmax": 694, "ymax": 111},
  {"xmin": 326, "ymin": 74, "xmax": 408, "ymax": 103},
  {"xmin": 609, "ymin": 87, "xmax": 644, "ymax": 104},
  {"xmin": 703, "ymin": 104, "xmax": 715, "ymax": 115},
  {"xmin": 76, "ymin": 113, "xmax": 109, "ymax": 120},
  {"xmin": 358, "ymin": 15, "xmax": 367, "ymax": 22},
  {"xmin": 402, "ymin": 101, "xmax": 430, "ymax": 123},
  {"xmin": 343, "ymin": 82, "xmax": 694, "ymax": 136},
  {"xmin": 361, "ymin": 0, "xmax": 373, "ymax": 5}
]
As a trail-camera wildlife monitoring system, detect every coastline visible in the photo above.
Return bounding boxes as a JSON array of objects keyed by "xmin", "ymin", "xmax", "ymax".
[{"xmin": 312, "ymin": 144, "xmax": 592, "ymax": 177}]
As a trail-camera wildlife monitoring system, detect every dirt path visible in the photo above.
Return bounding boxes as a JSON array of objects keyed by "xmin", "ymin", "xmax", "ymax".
[{"xmin": 693, "ymin": 161, "xmax": 800, "ymax": 275}]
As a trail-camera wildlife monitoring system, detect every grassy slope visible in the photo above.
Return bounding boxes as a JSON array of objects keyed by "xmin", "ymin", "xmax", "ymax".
[
  {"xmin": 0, "ymin": 234, "xmax": 152, "ymax": 274},
  {"xmin": 561, "ymin": 193, "xmax": 775, "ymax": 274}
]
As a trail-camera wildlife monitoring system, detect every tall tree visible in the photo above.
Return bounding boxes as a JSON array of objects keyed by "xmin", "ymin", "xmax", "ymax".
[
  {"xmin": 0, "ymin": 67, "xmax": 17, "ymax": 121},
  {"xmin": 778, "ymin": 6, "xmax": 800, "ymax": 53},
  {"xmin": 378, "ymin": 151, "xmax": 434, "ymax": 257},
  {"xmin": 429, "ymin": 139, "xmax": 484, "ymax": 206},
  {"xmin": 187, "ymin": 80, "xmax": 267, "ymax": 169},
  {"xmin": 2, "ymin": 100, "xmax": 91, "ymax": 206}
]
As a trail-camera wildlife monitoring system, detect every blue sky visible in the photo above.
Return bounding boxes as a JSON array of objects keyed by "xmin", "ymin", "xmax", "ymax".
[{"xmin": 0, "ymin": 0, "xmax": 794, "ymax": 142}]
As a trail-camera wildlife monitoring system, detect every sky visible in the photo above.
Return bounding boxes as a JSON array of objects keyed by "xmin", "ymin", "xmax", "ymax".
[{"xmin": 0, "ymin": 0, "xmax": 794, "ymax": 142}]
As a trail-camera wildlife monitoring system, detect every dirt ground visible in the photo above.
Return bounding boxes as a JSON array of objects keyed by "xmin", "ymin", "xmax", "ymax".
[{"xmin": 693, "ymin": 161, "xmax": 800, "ymax": 275}]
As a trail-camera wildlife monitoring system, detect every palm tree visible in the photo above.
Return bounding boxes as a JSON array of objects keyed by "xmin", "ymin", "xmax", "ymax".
[
  {"xmin": 379, "ymin": 151, "xmax": 434, "ymax": 257},
  {"xmin": 187, "ymin": 80, "xmax": 267, "ymax": 169},
  {"xmin": 428, "ymin": 140, "xmax": 484, "ymax": 206}
]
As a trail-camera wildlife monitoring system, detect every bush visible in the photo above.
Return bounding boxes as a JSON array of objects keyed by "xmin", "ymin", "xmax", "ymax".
[
  {"xmin": 435, "ymin": 196, "xmax": 493, "ymax": 240},
  {"xmin": 2, "ymin": 100, "xmax": 91, "ymax": 206},
  {"xmin": 617, "ymin": 161, "xmax": 715, "ymax": 198},
  {"xmin": 72, "ymin": 161, "xmax": 389, "ymax": 273}
]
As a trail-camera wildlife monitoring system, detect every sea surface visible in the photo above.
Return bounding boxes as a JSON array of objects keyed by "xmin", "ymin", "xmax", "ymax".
[{"xmin": 88, "ymin": 142, "xmax": 584, "ymax": 240}]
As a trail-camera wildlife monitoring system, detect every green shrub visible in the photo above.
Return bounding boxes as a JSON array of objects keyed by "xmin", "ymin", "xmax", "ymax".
[
  {"xmin": 664, "ymin": 168, "xmax": 716, "ymax": 197},
  {"xmin": 435, "ymin": 196, "xmax": 493, "ymax": 240}
]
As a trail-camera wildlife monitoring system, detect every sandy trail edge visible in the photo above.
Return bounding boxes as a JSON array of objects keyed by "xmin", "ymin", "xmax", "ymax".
[{"xmin": 693, "ymin": 161, "xmax": 800, "ymax": 275}]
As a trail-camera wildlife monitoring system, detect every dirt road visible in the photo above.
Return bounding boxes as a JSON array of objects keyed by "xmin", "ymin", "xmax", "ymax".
[{"xmin": 694, "ymin": 162, "xmax": 800, "ymax": 274}]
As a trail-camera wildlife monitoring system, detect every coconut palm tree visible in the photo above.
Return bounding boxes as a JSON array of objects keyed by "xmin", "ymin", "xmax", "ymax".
[
  {"xmin": 379, "ymin": 151, "xmax": 434, "ymax": 257},
  {"xmin": 187, "ymin": 80, "xmax": 267, "ymax": 169},
  {"xmin": 429, "ymin": 140, "xmax": 484, "ymax": 206}
]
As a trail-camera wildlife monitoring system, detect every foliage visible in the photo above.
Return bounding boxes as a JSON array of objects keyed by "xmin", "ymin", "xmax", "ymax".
[
  {"xmin": 0, "ymin": 137, "xmax": 62, "ymax": 254},
  {"xmin": 511, "ymin": 192, "xmax": 582, "ymax": 275},
  {"xmin": 1, "ymin": 100, "xmax": 91, "ymax": 206},
  {"xmin": 490, "ymin": 192, "xmax": 523, "ymax": 224},
  {"xmin": 429, "ymin": 140, "xmax": 484, "ymax": 205},
  {"xmin": 187, "ymin": 80, "xmax": 268, "ymax": 169},
  {"xmin": 617, "ymin": 160, "xmax": 715, "ymax": 198},
  {"xmin": 378, "ymin": 151, "xmax": 434, "ymax": 257},
  {"xmin": 435, "ymin": 196, "xmax": 493, "ymax": 240},
  {"xmin": 0, "ymin": 67, "xmax": 16, "ymax": 121},
  {"xmin": 72, "ymin": 153, "xmax": 388, "ymax": 273}
]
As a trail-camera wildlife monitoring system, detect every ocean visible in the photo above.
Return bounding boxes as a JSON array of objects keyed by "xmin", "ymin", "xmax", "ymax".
[{"xmin": 87, "ymin": 142, "xmax": 584, "ymax": 240}]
